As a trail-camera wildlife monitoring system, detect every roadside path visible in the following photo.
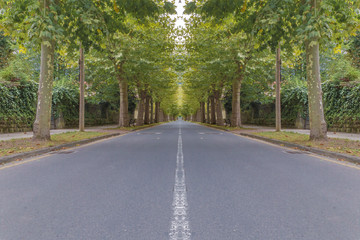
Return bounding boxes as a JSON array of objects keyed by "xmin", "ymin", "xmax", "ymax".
[{"xmin": 0, "ymin": 125, "xmax": 118, "ymax": 141}]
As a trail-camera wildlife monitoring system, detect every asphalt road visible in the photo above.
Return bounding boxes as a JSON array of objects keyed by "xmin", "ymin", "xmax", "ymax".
[{"xmin": 1, "ymin": 120, "xmax": 360, "ymax": 239}]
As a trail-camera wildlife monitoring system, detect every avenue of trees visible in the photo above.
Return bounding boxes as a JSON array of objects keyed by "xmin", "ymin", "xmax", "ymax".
[
  {"xmin": 0, "ymin": 0, "xmax": 179, "ymax": 140},
  {"xmin": 181, "ymin": 0, "xmax": 359, "ymax": 140}
]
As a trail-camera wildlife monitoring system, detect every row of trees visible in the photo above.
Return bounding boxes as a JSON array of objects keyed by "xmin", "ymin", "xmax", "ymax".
[
  {"xmin": 1, "ymin": 0, "xmax": 180, "ymax": 140},
  {"xmin": 180, "ymin": 0, "xmax": 359, "ymax": 140}
]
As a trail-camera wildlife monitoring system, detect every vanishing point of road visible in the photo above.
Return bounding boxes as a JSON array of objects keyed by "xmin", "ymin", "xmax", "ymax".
[{"xmin": 1, "ymin": 121, "xmax": 360, "ymax": 239}]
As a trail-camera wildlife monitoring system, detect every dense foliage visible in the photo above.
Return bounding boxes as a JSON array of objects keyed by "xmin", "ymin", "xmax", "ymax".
[{"xmin": 0, "ymin": 82, "xmax": 37, "ymax": 122}]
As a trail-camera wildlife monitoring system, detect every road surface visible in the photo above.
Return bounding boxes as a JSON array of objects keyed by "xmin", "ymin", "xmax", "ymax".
[{"xmin": 1, "ymin": 121, "xmax": 360, "ymax": 239}]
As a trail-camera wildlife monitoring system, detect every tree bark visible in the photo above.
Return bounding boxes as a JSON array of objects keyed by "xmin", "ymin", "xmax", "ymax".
[
  {"xmin": 144, "ymin": 94, "xmax": 150, "ymax": 124},
  {"xmin": 200, "ymin": 102, "xmax": 206, "ymax": 123},
  {"xmin": 306, "ymin": 0, "xmax": 327, "ymax": 140},
  {"xmin": 155, "ymin": 102, "xmax": 160, "ymax": 123},
  {"xmin": 306, "ymin": 40, "xmax": 327, "ymax": 140},
  {"xmin": 118, "ymin": 76, "xmax": 129, "ymax": 127},
  {"xmin": 159, "ymin": 109, "xmax": 164, "ymax": 122},
  {"xmin": 79, "ymin": 44, "xmax": 85, "ymax": 132},
  {"xmin": 150, "ymin": 97, "xmax": 154, "ymax": 123},
  {"xmin": 214, "ymin": 89, "xmax": 224, "ymax": 126},
  {"xmin": 210, "ymin": 95, "xmax": 216, "ymax": 124},
  {"xmin": 231, "ymin": 77, "xmax": 243, "ymax": 127},
  {"xmin": 136, "ymin": 90, "xmax": 146, "ymax": 126},
  {"xmin": 275, "ymin": 46, "xmax": 281, "ymax": 132},
  {"xmin": 206, "ymin": 98, "xmax": 210, "ymax": 123},
  {"xmin": 199, "ymin": 102, "xmax": 205, "ymax": 123},
  {"xmin": 33, "ymin": 1, "xmax": 55, "ymax": 141}
]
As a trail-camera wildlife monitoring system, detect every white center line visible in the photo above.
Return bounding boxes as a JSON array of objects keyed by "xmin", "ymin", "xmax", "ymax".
[{"xmin": 169, "ymin": 125, "xmax": 191, "ymax": 240}]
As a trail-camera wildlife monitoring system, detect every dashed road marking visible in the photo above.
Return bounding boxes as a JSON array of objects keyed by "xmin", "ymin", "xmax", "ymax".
[{"xmin": 169, "ymin": 124, "xmax": 191, "ymax": 240}]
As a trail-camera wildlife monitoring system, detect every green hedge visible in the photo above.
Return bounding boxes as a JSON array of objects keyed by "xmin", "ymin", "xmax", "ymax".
[
  {"xmin": 0, "ymin": 82, "xmax": 79, "ymax": 127},
  {"xmin": 323, "ymin": 82, "xmax": 360, "ymax": 126},
  {"xmin": 280, "ymin": 81, "xmax": 360, "ymax": 128},
  {"xmin": 0, "ymin": 82, "xmax": 119, "ymax": 130},
  {"xmin": 0, "ymin": 81, "xmax": 37, "ymax": 122}
]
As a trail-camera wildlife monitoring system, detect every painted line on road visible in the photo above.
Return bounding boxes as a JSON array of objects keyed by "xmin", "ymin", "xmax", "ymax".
[{"xmin": 169, "ymin": 126, "xmax": 191, "ymax": 240}]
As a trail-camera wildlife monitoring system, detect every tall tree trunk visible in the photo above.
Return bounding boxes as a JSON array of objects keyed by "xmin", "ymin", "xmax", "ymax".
[
  {"xmin": 275, "ymin": 45, "xmax": 281, "ymax": 132},
  {"xmin": 137, "ymin": 90, "xmax": 146, "ymax": 126},
  {"xmin": 159, "ymin": 109, "xmax": 164, "ymax": 122},
  {"xmin": 210, "ymin": 95, "xmax": 216, "ymax": 124},
  {"xmin": 33, "ymin": 2, "xmax": 55, "ymax": 141},
  {"xmin": 231, "ymin": 77, "xmax": 243, "ymax": 127},
  {"xmin": 150, "ymin": 97, "xmax": 154, "ymax": 123},
  {"xmin": 199, "ymin": 102, "xmax": 204, "ymax": 123},
  {"xmin": 196, "ymin": 109, "xmax": 201, "ymax": 122},
  {"xmin": 305, "ymin": 0, "xmax": 327, "ymax": 140},
  {"xmin": 200, "ymin": 102, "xmax": 205, "ymax": 123},
  {"xmin": 306, "ymin": 40, "xmax": 327, "ymax": 140},
  {"xmin": 118, "ymin": 77, "xmax": 129, "ymax": 127},
  {"xmin": 155, "ymin": 102, "xmax": 160, "ymax": 123},
  {"xmin": 206, "ymin": 98, "xmax": 210, "ymax": 123},
  {"xmin": 214, "ymin": 89, "xmax": 224, "ymax": 126},
  {"xmin": 79, "ymin": 43, "xmax": 85, "ymax": 132},
  {"xmin": 144, "ymin": 94, "xmax": 150, "ymax": 124}
]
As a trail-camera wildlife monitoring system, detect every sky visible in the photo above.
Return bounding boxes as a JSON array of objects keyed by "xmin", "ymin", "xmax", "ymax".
[{"xmin": 173, "ymin": 0, "xmax": 188, "ymax": 28}]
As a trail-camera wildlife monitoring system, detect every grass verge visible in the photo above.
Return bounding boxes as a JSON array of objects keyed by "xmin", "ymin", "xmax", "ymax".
[
  {"xmin": 197, "ymin": 122, "xmax": 252, "ymax": 131},
  {"xmin": 110, "ymin": 122, "xmax": 163, "ymax": 131},
  {"xmin": 0, "ymin": 131, "xmax": 108, "ymax": 157},
  {"xmin": 252, "ymin": 131, "xmax": 360, "ymax": 158}
]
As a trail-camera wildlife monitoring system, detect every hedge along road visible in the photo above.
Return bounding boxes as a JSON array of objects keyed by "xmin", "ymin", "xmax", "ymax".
[{"xmin": 1, "ymin": 121, "xmax": 360, "ymax": 239}]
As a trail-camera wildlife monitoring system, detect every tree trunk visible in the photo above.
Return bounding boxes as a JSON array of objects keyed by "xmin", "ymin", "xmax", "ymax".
[
  {"xmin": 195, "ymin": 109, "xmax": 201, "ymax": 122},
  {"xmin": 306, "ymin": 40, "xmax": 327, "ymax": 140},
  {"xmin": 33, "ymin": 5, "xmax": 55, "ymax": 141},
  {"xmin": 275, "ymin": 45, "xmax": 281, "ymax": 132},
  {"xmin": 136, "ymin": 90, "xmax": 146, "ymax": 126},
  {"xmin": 206, "ymin": 98, "xmax": 210, "ymax": 123},
  {"xmin": 79, "ymin": 44, "xmax": 85, "ymax": 132},
  {"xmin": 304, "ymin": 0, "xmax": 327, "ymax": 140},
  {"xmin": 150, "ymin": 97, "xmax": 154, "ymax": 123},
  {"xmin": 159, "ymin": 109, "xmax": 164, "ymax": 122},
  {"xmin": 200, "ymin": 102, "xmax": 205, "ymax": 123},
  {"xmin": 144, "ymin": 94, "xmax": 150, "ymax": 124},
  {"xmin": 231, "ymin": 77, "xmax": 242, "ymax": 127},
  {"xmin": 210, "ymin": 95, "xmax": 216, "ymax": 124},
  {"xmin": 155, "ymin": 102, "xmax": 160, "ymax": 123},
  {"xmin": 118, "ymin": 77, "xmax": 129, "ymax": 127},
  {"xmin": 214, "ymin": 90, "xmax": 224, "ymax": 126}
]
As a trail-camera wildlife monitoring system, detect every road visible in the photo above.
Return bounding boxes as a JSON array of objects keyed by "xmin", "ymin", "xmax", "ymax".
[{"xmin": 1, "ymin": 121, "xmax": 360, "ymax": 239}]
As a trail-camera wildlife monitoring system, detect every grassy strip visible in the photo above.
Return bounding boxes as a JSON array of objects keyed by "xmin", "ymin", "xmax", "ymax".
[
  {"xmin": 252, "ymin": 131, "xmax": 360, "ymax": 158},
  {"xmin": 197, "ymin": 122, "xmax": 253, "ymax": 131},
  {"xmin": 0, "ymin": 131, "xmax": 108, "ymax": 157},
  {"xmin": 110, "ymin": 122, "xmax": 163, "ymax": 131}
]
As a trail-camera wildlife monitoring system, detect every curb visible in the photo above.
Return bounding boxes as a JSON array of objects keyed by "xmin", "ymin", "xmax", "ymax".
[
  {"xmin": 0, "ymin": 123, "xmax": 163, "ymax": 166},
  {"xmin": 238, "ymin": 132, "xmax": 360, "ymax": 165},
  {"xmin": 0, "ymin": 132, "xmax": 123, "ymax": 165},
  {"xmin": 197, "ymin": 123, "xmax": 360, "ymax": 165}
]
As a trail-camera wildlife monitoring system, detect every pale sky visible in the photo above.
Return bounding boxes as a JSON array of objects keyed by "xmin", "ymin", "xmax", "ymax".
[{"xmin": 173, "ymin": 0, "xmax": 188, "ymax": 28}]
